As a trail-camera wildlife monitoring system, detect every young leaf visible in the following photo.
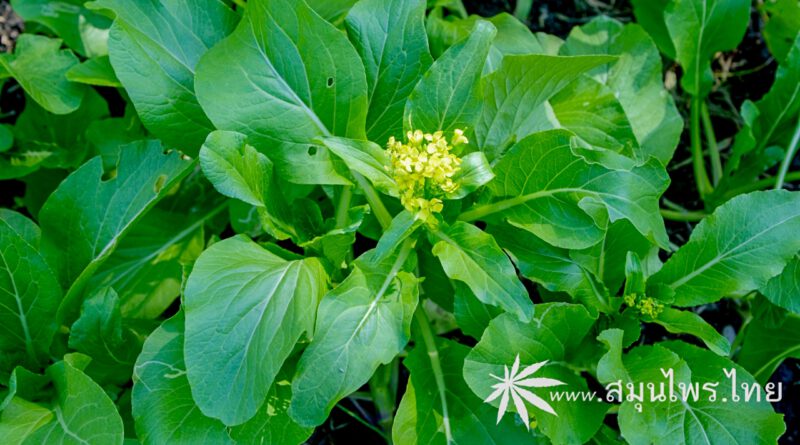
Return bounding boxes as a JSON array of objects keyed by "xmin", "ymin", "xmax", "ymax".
[
  {"xmin": 463, "ymin": 303, "xmax": 606, "ymax": 444},
  {"xmin": 630, "ymin": 0, "xmax": 675, "ymax": 58},
  {"xmin": 290, "ymin": 248, "xmax": 419, "ymax": 427},
  {"xmin": 648, "ymin": 190, "xmax": 800, "ymax": 306},
  {"xmin": 194, "ymin": 0, "xmax": 368, "ymax": 185},
  {"xmin": 200, "ymin": 131, "xmax": 272, "ymax": 208},
  {"xmin": 665, "ymin": 0, "xmax": 750, "ymax": 98},
  {"xmin": 0, "ymin": 355, "xmax": 125, "ymax": 444},
  {"xmin": 652, "ymin": 307, "xmax": 730, "ymax": 356},
  {"xmin": 0, "ymin": 34, "xmax": 86, "ymax": 114},
  {"xmin": 184, "ymin": 235, "xmax": 328, "ymax": 426},
  {"xmin": 0, "ymin": 210, "xmax": 61, "ymax": 373},
  {"xmin": 476, "ymin": 54, "xmax": 614, "ymax": 160},
  {"xmin": 344, "ymin": 0, "xmax": 433, "ymax": 142},
  {"xmin": 470, "ymin": 129, "xmax": 669, "ymax": 250},
  {"xmin": 448, "ymin": 151, "xmax": 494, "ymax": 199},
  {"xmin": 561, "ymin": 17, "xmax": 683, "ymax": 164},
  {"xmin": 87, "ymin": 0, "xmax": 239, "ymax": 152},
  {"xmin": 393, "ymin": 337, "xmax": 531, "ymax": 444},
  {"xmin": 320, "ymin": 136, "xmax": 396, "ymax": 195},
  {"xmin": 11, "ymin": 0, "xmax": 110, "ymax": 57},
  {"xmin": 404, "ymin": 20, "xmax": 496, "ymax": 134},
  {"xmin": 39, "ymin": 140, "xmax": 193, "ymax": 323},
  {"xmin": 431, "ymin": 221, "xmax": 533, "ymax": 322}
]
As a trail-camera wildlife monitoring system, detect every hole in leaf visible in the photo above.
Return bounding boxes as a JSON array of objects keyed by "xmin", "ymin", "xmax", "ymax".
[
  {"xmin": 307, "ymin": 146, "xmax": 317, "ymax": 156},
  {"xmin": 153, "ymin": 174, "xmax": 168, "ymax": 193},
  {"xmin": 327, "ymin": 77, "xmax": 334, "ymax": 87}
]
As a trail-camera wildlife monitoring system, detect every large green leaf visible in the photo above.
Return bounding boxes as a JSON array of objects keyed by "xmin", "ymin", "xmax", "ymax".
[
  {"xmin": 475, "ymin": 54, "xmax": 614, "ymax": 161},
  {"xmin": 0, "ymin": 35, "xmax": 86, "ymax": 114},
  {"xmin": 289, "ymin": 249, "xmax": 419, "ymax": 427},
  {"xmin": 561, "ymin": 17, "xmax": 682, "ymax": 164},
  {"xmin": 133, "ymin": 313, "xmax": 312, "ymax": 444},
  {"xmin": 404, "ymin": 20, "xmax": 495, "ymax": 134},
  {"xmin": 598, "ymin": 338, "xmax": 785, "ymax": 445},
  {"xmin": 762, "ymin": 0, "xmax": 800, "ymax": 62},
  {"xmin": 11, "ymin": 0, "xmax": 110, "ymax": 57},
  {"xmin": 470, "ymin": 129, "xmax": 669, "ymax": 250},
  {"xmin": 737, "ymin": 313, "xmax": 800, "ymax": 383},
  {"xmin": 184, "ymin": 235, "xmax": 328, "ymax": 426},
  {"xmin": 39, "ymin": 140, "xmax": 193, "ymax": 323},
  {"xmin": 87, "ymin": 202, "xmax": 217, "ymax": 319},
  {"xmin": 195, "ymin": 0, "xmax": 367, "ymax": 185},
  {"xmin": 0, "ymin": 210, "xmax": 61, "ymax": 373},
  {"xmin": 393, "ymin": 337, "xmax": 531, "ymax": 444},
  {"xmin": 344, "ymin": 0, "xmax": 432, "ymax": 142},
  {"xmin": 431, "ymin": 222, "xmax": 533, "ymax": 321},
  {"xmin": 649, "ymin": 190, "xmax": 800, "ymax": 306},
  {"xmin": 488, "ymin": 222, "xmax": 612, "ymax": 313},
  {"xmin": 665, "ymin": 0, "xmax": 750, "ymax": 97},
  {"xmin": 630, "ymin": 0, "xmax": 675, "ymax": 58},
  {"xmin": 761, "ymin": 255, "xmax": 800, "ymax": 314},
  {"xmin": 0, "ymin": 355, "xmax": 124, "ymax": 444},
  {"xmin": 463, "ymin": 303, "xmax": 606, "ymax": 444},
  {"xmin": 88, "ymin": 0, "xmax": 238, "ymax": 152}
]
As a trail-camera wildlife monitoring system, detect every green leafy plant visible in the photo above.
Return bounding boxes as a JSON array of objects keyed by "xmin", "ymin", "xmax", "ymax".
[{"xmin": 0, "ymin": 0, "xmax": 799, "ymax": 443}]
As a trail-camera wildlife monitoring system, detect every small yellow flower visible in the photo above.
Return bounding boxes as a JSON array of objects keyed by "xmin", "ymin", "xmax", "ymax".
[
  {"xmin": 624, "ymin": 293, "xmax": 664, "ymax": 318},
  {"xmin": 386, "ymin": 129, "xmax": 466, "ymax": 224}
]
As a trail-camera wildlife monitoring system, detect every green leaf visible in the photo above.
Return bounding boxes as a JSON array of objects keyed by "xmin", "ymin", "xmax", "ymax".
[
  {"xmin": 665, "ymin": 0, "xmax": 750, "ymax": 97},
  {"xmin": 762, "ymin": 0, "xmax": 800, "ymax": 62},
  {"xmin": 475, "ymin": 129, "xmax": 669, "ymax": 250},
  {"xmin": 344, "ymin": 0, "xmax": 433, "ymax": 142},
  {"xmin": 393, "ymin": 337, "xmax": 532, "ymax": 444},
  {"xmin": 475, "ymin": 54, "xmax": 614, "ymax": 161},
  {"xmin": 630, "ymin": 0, "xmax": 675, "ymax": 58},
  {"xmin": 488, "ymin": 221, "xmax": 612, "ymax": 312},
  {"xmin": 652, "ymin": 307, "xmax": 730, "ymax": 355},
  {"xmin": 87, "ymin": 0, "xmax": 239, "ymax": 152},
  {"xmin": 320, "ymin": 136, "xmax": 396, "ymax": 195},
  {"xmin": 452, "ymin": 282, "xmax": 501, "ymax": 339},
  {"xmin": 0, "ymin": 124, "xmax": 12, "ymax": 153},
  {"xmin": 449, "ymin": 151, "xmax": 494, "ymax": 199},
  {"xmin": 761, "ymin": 255, "xmax": 800, "ymax": 314},
  {"xmin": 184, "ymin": 235, "xmax": 328, "ymax": 426},
  {"xmin": 0, "ymin": 355, "xmax": 125, "ymax": 444},
  {"xmin": 65, "ymin": 56, "xmax": 121, "ymax": 87},
  {"xmin": 39, "ymin": 140, "xmax": 193, "ymax": 323},
  {"xmin": 68, "ymin": 287, "xmax": 144, "ymax": 385},
  {"xmin": 0, "ymin": 34, "xmax": 86, "ymax": 114},
  {"xmin": 290, "ymin": 248, "xmax": 419, "ymax": 427},
  {"xmin": 649, "ymin": 190, "xmax": 800, "ymax": 306},
  {"xmin": 133, "ymin": 313, "xmax": 313, "ymax": 444},
  {"xmin": 200, "ymin": 131, "xmax": 272, "ymax": 208},
  {"xmin": 307, "ymin": 0, "xmax": 358, "ymax": 25},
  {"xmin": 431, "ymin": 221, "xmax": 533, "ymax": 321},
  {"xmin": 600, "ymin": 340, "xmax": 786, "ymax": 445},
  {"xmin": 11, "ymin": 0, "xmax": 111, "ymax": 57},
  {"xmin": 737, "ymin": 313, "xmax": 800, "ymax": 383},
  {"xmin": 87, "ymin": 201, "xmax": 218, "ymax": 319},
  {"xmin": 404, "ymin": 20, "xmax": 496, "ymax": 134},
  {"xmin": 195, "ymin": 0, "xmax": 368, "ymax": 185},
  {"xmin": 561, "ymin": 17, "xmax": 683, "ymax": 164},
  {"xmin": 463, "ymin": 303, "xmax": 606, "ymax": 444},
  {"xmin": 0, "ymin": 210, "xmax": 61, "ymax": 373}
]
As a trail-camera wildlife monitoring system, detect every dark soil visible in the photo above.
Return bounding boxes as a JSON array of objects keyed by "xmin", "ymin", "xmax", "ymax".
[{"xmin": 0, "ymin": 0, "xmax": 22, "ymax": 52}]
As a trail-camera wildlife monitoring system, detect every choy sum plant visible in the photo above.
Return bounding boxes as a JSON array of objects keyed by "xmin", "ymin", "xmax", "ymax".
[{"xmin": 0, "ymin": 0, "xmax": 799, "ymax": 443}]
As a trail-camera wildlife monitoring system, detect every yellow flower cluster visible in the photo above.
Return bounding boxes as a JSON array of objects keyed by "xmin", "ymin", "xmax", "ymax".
[
  {"xmin": 624, "ymin": 293, "xmax": 664, "ymax": 318},
  {"xmin": 386, "ymin": 129, "xmax": 466, "ymax": 223}
]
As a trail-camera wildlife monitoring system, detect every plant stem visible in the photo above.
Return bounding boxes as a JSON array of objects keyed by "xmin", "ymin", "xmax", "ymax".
[
  {"xmin": 691, "ymin": 98, "xmax": 714, "ymax": 200},
  {"xmin": 353, "ymin": 173, "xmax": 393, "ymax": 230},
  {"xmin": 660, "ymin": 208, "xmax": 706, "ymax": 222},
  {"xmin": 701, "ymin": 101, "xmax": 722, "ymax": 186},
  {"xmin": 774, "ymin": 117, "xmax": 800, "ymax": 190},
  {"xmin": 413, "ymin": 308, "xmax": 453, "ymax": 444},
  {"xmin": 336, "ymin": 404, "xmax": 390, "ymax": 442},
  {"xmin": 725, "ymin": 171, "xmax": 800, "ymax": 197},
  {"xmin": 335, "ymin": 186, "xmax": 353, "ymax": 229}
]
